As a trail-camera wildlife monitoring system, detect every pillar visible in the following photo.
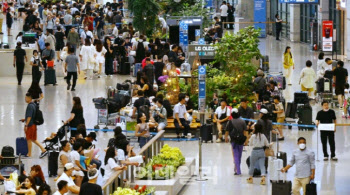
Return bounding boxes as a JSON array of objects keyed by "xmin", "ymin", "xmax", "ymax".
[
  {"xmin": 346, "ymin": 2, "xmax": 350, "ymax": 60},
  {"xmin": 290, "ymin": 4, "xmax": 301, "ymax": 42},
  {"xmin": 318, "ymin": 0, "xmax": 330, "ymax": 51}
]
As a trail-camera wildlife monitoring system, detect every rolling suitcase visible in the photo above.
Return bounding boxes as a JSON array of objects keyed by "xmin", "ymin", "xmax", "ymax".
[
  {"xmin": 16, "ymin": 137, "xmax": 28, "ymax": 156},
  {"xmin": 306, "ymin": 181, "xmax": 317, "ymax": 195},
  {"xmin": 48, "ymin": 151, "xmax": 59, "ymax": 177},
  {"xmin": 294, "ymin": 91, "xmax": 309, "ymax": 104},
  {"xmin": 275, "ymin": 131, "xmax": 287, "ymax": 167},
  {"xmin": 133, "ymin": 63, "xmax": 142, "ymax": 77},
  {"xmin": 120, "ymin": 62, "xmax": 131, "ymax": 75},
  {"xmin": 44, "ymin": 68, "xmax": 57, "ymax": 85},
  {"xmin": 269, "ymin": 132, "xmax": 285, "ymax": 181},
  {"xmin": 200, "ymin": 124, "xmax": 213, "ymax": 143},
  {"xmin": 285, "ymin": 102, "xmax": 297, "ymax": 119},
  {"xmin": 271, "ymin": 172, "xmax": 292, "ymax": 195},
  {"xmin": 297, "ymin": 104, "xmax": 315, "ymax": 130}
]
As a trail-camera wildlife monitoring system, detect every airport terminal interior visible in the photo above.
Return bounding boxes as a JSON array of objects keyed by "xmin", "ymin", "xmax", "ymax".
[{"xmin": 0, "ymin": 0, "xmax": 349, "ymax": 194}]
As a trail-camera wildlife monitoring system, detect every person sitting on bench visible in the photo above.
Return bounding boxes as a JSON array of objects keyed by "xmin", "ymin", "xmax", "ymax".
[{"xmin": 174, "ymin": 93, "xmax": 190, "ymax": 138}]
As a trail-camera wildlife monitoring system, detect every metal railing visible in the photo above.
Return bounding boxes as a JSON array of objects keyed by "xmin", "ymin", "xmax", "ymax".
[{"xmin": 102, "ymin": 130, "xmax": 165, "ymax": 194}]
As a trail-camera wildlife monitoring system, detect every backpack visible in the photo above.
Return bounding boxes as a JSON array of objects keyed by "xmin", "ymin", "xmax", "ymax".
[
  {"xmin": 135, "ymin": 41, "xmax": 145, "ymax": 63},
  {"xmin": 262, "ymin": 103, "xmax": 276, "ymax": 121},
  {"xmin": 253, "ymin": 77, "xmax": 265, "ymax": 92},
  {"xmin": 1, "ymin": 146, "xmax": 14, "ymax": 157},
  {"xmin": 31, "ymin": 103, "xmax": 44, "ymax": 125},
  {"xmin": 229, "ymin": 120, "xmax": 246, "ymax": 145}
]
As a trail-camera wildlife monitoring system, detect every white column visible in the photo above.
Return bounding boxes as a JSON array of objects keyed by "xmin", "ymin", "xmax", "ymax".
[
  {"xmin": 346, "ymin": 2, "xmax": 350, "ymax": 61},
  {"xmin": 290, "ymin": 4, "xmax": 301, "ymax": 42}
]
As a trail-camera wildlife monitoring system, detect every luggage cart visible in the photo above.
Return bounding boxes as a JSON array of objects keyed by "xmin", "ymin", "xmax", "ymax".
[
  {"xmin": 0, "ymin": 155, "xmax": 22, "ymax": 178},
  {"xmin": 316, "ymin": 78, "xmax": 333, "ymax": 105}
]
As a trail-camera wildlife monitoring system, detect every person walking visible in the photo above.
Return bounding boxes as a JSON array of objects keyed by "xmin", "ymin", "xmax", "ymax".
[
  {"xmin": 299, "ymin": 60, "xmax": 316, "ymax": 97},
  {"xmin": 273, "ymin": 96, "xmax": 285, "ymax": 140},
  {"xmin": 247, "ymin": 123, "xmax": 269, "ymax": 185},
  {"xmin": 0, "ymin": 5, "xmax": 4, "ymax": 34},
  {"xmin": 30, "ymin": 50, "xmax": 44, "ymax": 83},
  {"xmin": 6, "ymin": 7, "xmax": 12, "ymax": 36},
  {"xmin": 333, "ymin": 61, "xmax": 348, "ymax": 110},
  {"xmin": 65, "ymin": 97, "xmax": 85, "ymax": 137},
  {"xmin": 227, "ymin": 3, "xmax": 235, "ymax": 29},
  {"xmin": 225, "ymin": 108, "xmax": 247, "ymax": 176},
  {"xmin": 20, "ymin": 92, "xmax": 48, "ymax": 158},
  {"xmin": 65, "ymin": 47, "xmax": 80, "ymax": 91},
  {"xmin": 94, "ymin": 39, "xmax": 106, "ymax": 77},
  {"xmin": 220, "ymin": 1, "xmax": 228, "ymax": 29},
  {"xmin": 55, "ymin": 26, "xmax": 65, "ymax": 62},
  {"xmin": 104, "ymin": 37, "xmax": 114, "ymax": 76},
  {"xmin": 275, "ymin": 14, "xmax": 282, "ymax": 41},
  {"xmin": 67, "ymin": 27, "xmax": 80, "ymax": 54},
  {"xmin": 316, "ymin": 101, "xmax": 337, "ymax": 161},
  {"xmin": 256, "ymin": 108, "xmax": 274, "ymax": 141},
  {"xmin": 13, "ymin": 42, "xmax": 28, "ymax": 85},
  {"xmin": 281, "ymin": 137, "xmax": 315, "ymax": 195},
  {"xmin": 79, "ymin": 38, "xmax": 95, "ymax": 79},
  {"xmin": 283, "ymin": 46, "xmax": 294, "ymax": 85}
]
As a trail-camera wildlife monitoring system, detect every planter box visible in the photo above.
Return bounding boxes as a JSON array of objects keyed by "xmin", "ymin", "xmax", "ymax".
[{"xmin": 133, "ymin": 158, "xmax": 195, "ymax": 195}]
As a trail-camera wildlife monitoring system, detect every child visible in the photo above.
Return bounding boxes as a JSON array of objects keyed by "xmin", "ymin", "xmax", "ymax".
[
  {"xmin": 273, "ymin": 96, "xmax": 285, "ymax": 140},
  {"xmin": 30, "ymin": 50, "xmax": 44, "ymax": 83},
  {"xmin": 343, "ymin": 83, "xmax": 350, "ymax": 118},
  {"xmin": 79, "ymin": 149, "xmax": 88, "ymax": 170}
]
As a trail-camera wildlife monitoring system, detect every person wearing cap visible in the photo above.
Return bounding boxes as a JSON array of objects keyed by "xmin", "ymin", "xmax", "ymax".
[
  {"xmin": 256, "ymin": 108, "xmax": 274, "ymax": 142},
  {"xmin": 225, "ymin": 108, "xmax": 247, "ymax": 175},
  {"xmin": 56, "ymin": 163, "xmax": 80, "ymax": 195},
  {"xmin": 214, "ymin": 99, "xmax": 230, "ymax": 143},
  {"xmin": 79, "ymin": 168, "xmax": 102, "ymax": 195},
  {"xmin": 53, "ymin": 180, "xmax": 69, "ymax": 195}
]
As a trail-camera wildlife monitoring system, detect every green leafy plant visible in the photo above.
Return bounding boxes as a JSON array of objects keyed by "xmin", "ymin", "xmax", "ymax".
[
  {"xmin": 128, "ymin": 0, "xmax": 160, "ymax": 37},
  {"xmin": 212, "ymin": 26, "xmax": 262, "ymax": 100},
  {"xmin": 172, "ymin": 3, "xmax": 212, "ymax": 29}
]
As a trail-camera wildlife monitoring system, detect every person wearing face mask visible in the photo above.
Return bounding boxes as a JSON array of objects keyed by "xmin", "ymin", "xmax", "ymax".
[
  {"xmin": 281, "ymin": 137, "xmax": 315, "ymax": 195},
  {"xmin": 316, "ymin": 101, "xmax": 337, "ymax": 161}
]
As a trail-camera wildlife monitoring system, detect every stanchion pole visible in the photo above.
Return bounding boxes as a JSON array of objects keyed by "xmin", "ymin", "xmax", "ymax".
[
  {"xmin": 196, "ymin": 137, "xmax": 207, "ymax": 181},
  {"xmin": 316, "ymin": 127, "xmax": 319, "ymax": 161}
]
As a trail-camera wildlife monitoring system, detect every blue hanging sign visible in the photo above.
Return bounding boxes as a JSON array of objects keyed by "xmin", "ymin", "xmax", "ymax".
[
  {"xmin": 198, "ymin": 38, "xmax": 205, "ymax": 45},
  {"xmin": 205, "ymin": 0, "xmax": 213, "ymax": 7},
  {"xmin": 279, "ymin": 0, "xmax": 319, "ymax": 4},
  {"xmin": 254, "ymin": 0, "xmax": 267, "ymax": 38},
  {"xmin": 195, "ymin": 29, "xmax": 201, "ymax": 37}
]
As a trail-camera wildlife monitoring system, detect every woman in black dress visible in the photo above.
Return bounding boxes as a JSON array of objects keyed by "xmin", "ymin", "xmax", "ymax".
[
  {"xmin": 65, "ymin": 97, "xmax": 85, "ymax": 137},
  {"xmin": 6, "ymin": 8, "xmax": 12, "ymax": 36},
  {"xmin": 104, "ymin": 37, "xmax": 114, "ymax": 76},
  {"xmin": 55, "ymin": 26, "xmax": 65, "ymax": 62}
]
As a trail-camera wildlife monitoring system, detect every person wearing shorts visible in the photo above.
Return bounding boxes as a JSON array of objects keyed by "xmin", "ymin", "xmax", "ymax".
[
  {"xmin": 273, "ymin": 96, "xmax": 285, "ymax": 140},
  {"xmin": 21, "ymin": 93, "xmax": 48, "ymax": 158},
  {"xmin": 299, "ymin": 60, "xmax": 316, "ymax": 98},
  {"xmin": 333, "ymin": 61, "xmax": 348, "ymax": 109},
  {"xmin": 54, "ymin": 26, "xmax": 65, "ymax": 61}
]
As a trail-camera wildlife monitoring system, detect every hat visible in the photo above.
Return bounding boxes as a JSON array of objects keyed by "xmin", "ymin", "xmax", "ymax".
[
  {"xmin": 260, "ymin": 108, "xmax": 268, "ymax": 114},
  {"xmin": 231, "ymin": 108, "xmax": 238, "ymax": 113},
  {"xmin": 64, "ymin": 163, "xmax": 74, "ymax": 170},
  {"xmin": 87, "ymin": 132, "xmax": 97, "ymax": 141}
]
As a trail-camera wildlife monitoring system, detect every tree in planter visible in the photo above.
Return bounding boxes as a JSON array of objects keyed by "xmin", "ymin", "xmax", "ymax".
[
  {"xmin": 128, "ymin": 0, "xmax": 160, "ymax": 37},
  {"xmin": 213, "ymin": 26, "xmax": 262, "ymax": 100}
]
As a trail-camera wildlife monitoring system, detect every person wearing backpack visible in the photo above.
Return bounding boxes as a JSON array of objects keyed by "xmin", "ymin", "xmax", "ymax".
[
  {"xmin": 256, "ymin": 109, "xmax": 274, "ymax": 142},
  {"xmin": 225, "ymin": 108, "xmax": 247, "ymax": 176},
  {"xmin": 20, "ymin": 92, "xmax": 48, "ymax": 158},
  {"xmin": 253, "ymin": 70, "xmax": 266, "ymax": 100},
  {"xmin": 134, "ymin": 35, "xmax": 147, "ymax": 63},
  {"xmin": 132, "ymin": 90, "xmax": 151, "ymax": 123}
]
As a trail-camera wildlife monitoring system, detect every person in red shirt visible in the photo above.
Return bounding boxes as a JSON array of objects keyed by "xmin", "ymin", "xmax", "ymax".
[
  {"xmin": 142, "ymin": 51, "xmax": 154, "ymax": 68},
  {"xmin": 83, "ymin": 14, "xmax": 94, "ymax": 31}
]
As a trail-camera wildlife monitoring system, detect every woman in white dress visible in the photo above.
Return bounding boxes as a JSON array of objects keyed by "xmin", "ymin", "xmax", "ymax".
[
  {"xmin": 94, "ymin": 39, "xmax": 107, "ymax": 78},
  {"xmin": 79, "ymin": 38, "xmax": 96, "ymax": 79}
]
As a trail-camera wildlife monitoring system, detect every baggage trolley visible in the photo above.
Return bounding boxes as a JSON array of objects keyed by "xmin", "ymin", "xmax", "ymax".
[
  {"xmin": 0, "ymin": 155, "xmax": 22, "ymax": 178},
  {"xmin": 316, "ymin": 78, "xmax": 333, "ymax": 105}
]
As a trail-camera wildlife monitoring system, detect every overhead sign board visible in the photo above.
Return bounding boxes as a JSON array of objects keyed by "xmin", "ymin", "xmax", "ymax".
[
  {"xmin": 254, "ymin": 0, "xmax": 267, "ymax": 37},
  {"xmin": 279, "ymin": 0, "xmax": 319, "ymax": 4}
]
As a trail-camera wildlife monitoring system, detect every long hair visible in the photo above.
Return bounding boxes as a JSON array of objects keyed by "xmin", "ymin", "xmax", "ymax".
[
  {"xmin": 318, "ymin": 52, "xmax": 324, "ymax": 60},
  {"xmin": 95, "ymin": 39, "xmax": 103, "ymax": 52},
  {"xmin": 284, "ymin": 46, "xmax": 292, "ymax": 58},
  {"xmin": 104, "ymin": 37, "xmax": 111, "ymax": 49},
  {"xmin": 27, "ymin": 177, "xmax": 38, "ymax": 193},
  {"xmin": 116, "ymin": 139, "xmax": 130, "ymax": 156},
  {"xmin": 104, "ymin": 147, "xmax": 116, "ymax": 165},
  {"xmin": 85, "ymin": 38, "xmax": 91, "ymax": 46},
  {"xmin": 254, "ymin": 123, "xmax": 263, "ymax": 141},
  {"xmin": 28, "ymin": 81, "xmax": 41, "ymax": 94},
  {"xmin": 31, "ymin": 165, "xmax": 45, "ymax": 184},
  {"xmin": 73, "ymin": 97, "xmax": 83, "ymax": 110}
]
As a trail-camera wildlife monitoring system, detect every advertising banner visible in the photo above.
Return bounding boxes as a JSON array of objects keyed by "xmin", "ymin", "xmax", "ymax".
[
  {"xmin": 279, "ymin": 0, "xmax": 319, "ymax": 4},
  {"xmin": 322, "ymin": 21, "xmax": 333, "ymax": 52},
  {"xmin": 254, "ymin": 0, "xmax": 266, "ymax": 38}
]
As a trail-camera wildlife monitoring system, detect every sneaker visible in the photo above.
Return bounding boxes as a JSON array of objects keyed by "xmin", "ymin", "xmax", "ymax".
[
  {"xmin": 324, "ymin": 157, "xmax": 329, "ymax": 161},
  {"xmin": 278, "ymin": 137, "xmax": 285, "ymax": 141},
  {"xmin": 71, "ymin": 88, "xmax": 75, "ymax": 91},
  {"xmin": 331, "ymin": 157, "xmax": 338, "ymax": 161},
  {"xmin": 67, "ymin": 84, "xmax": 71, "ymax": 90},
  {"xmin": 216, "ymin": 138, "xmax": 222, "ymax": 143},
  {"xmin": 39, "ymin": 151, "xmax": 48, "ymax": 158}
]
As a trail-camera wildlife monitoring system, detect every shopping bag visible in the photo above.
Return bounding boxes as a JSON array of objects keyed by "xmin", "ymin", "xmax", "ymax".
[
  {"xmin": 306, "ymin": 181, "xmax": 317, "ymax": 195},
  {"xmin": 47, "ymin": 60, "xmax": 54, "ymax": 68}
]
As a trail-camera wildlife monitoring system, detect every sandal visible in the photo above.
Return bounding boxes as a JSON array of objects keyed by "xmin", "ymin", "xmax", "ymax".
[
  {"xmin": 260, "ymin": 177, "xmax": 266, "ymax": 185},
  {"xmin": 247, "ymin": 177, "xmax": 253, "ymax": 184}
]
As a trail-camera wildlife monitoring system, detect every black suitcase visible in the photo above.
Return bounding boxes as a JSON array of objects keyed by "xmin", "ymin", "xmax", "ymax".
[
  {"xmin": 200, "ymin": 124, "xmax": 213, "ymax": 143},
  {"xmin": 294, "ymin": 91, "xmax": 309, "ymax": 104},
  {"xmin": 285, "ymin": 102, "xmax": 297, "ymax": 119},
  {"xmin": 306, "ymin": 181, "xmax": 317, "ymax": 195},
  {"xmin": 120, "ymin": 62, "xmax": 131, "ymax": 75},
  {"xmin": 261, "ymin": 55, "xmax": 269, "ymax": 72},
  {"xmin": 44, "ymin": 68, "xmax": 57, "ymax": 85},
  {"xmin": 272, "ymin": 180, "xmax": 292, "ymax": 195},
  {"xmin": 48, "ymin": 151, "xmax": 59, "ymax": 177},
  {"xmin": 277, "ymin": 151, "xmax": 287, "ymax": 167},
  {"xmin": 297, "ymin": 104, "xmax": 315, "ymax": 130}
]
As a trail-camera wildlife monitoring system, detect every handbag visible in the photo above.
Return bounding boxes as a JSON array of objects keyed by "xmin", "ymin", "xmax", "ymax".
[
  {"xmin": 47, "ymin": 60, "xmax": 54, "ymax": 68},
  {"xmin": 129, "ymin": 50, "xmax": 136, "ymax": 56},
  {"xmin": 305, "ymin": 181, "xmax": 317, "ymax": 195},
  {"xmin": 264, "ymin": 145, "xmax": 275, "ymax": 157}
]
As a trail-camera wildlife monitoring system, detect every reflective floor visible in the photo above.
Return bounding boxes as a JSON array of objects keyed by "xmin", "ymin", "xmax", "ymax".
[{"xmin": 0, "ymin": 20, "xmax": 350, "ymax": 194}]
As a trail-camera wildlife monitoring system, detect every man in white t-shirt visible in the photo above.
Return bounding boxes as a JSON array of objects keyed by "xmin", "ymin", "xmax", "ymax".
[
  {"xmin": 213, "ymin": 99, "xmax": 230, "ymax": 143},
  {"xmin": 80, "ymin": 26, "xmax": 94, "ymax": 44},
  {"xmin": 173, "ymin": 94, "xmax": 190, "ymax": 138},
  {"xmin": 56, "ymin": 163, "xmax": 80, "ymax": 195},
  {"xmin": 53, "ymin": 180, "xmax": 69, "ymax": 195},
  {"xmin": 158, "ymin": 16, "xmax": 168, "ymax": 35},
  {"xmin": 220, "ymin": 1, "xmax": 228, "ymax": 29}
]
